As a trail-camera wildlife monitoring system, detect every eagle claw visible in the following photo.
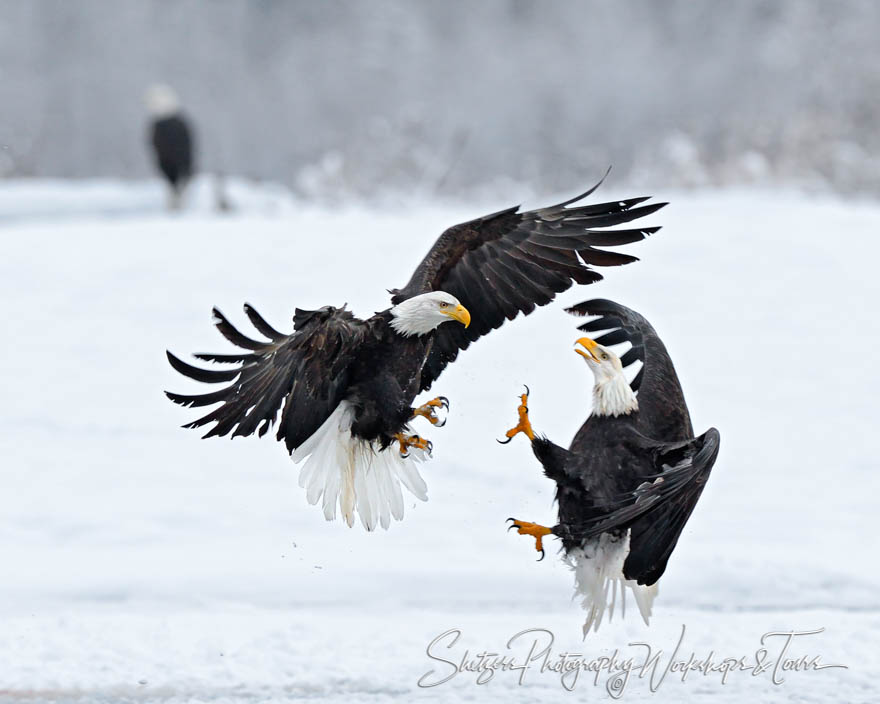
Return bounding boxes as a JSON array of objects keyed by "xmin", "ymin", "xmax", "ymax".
[
  {"xmin": 412, "ymin": 397, "xmax": 450, "ymax": 427},
  {"xmin": 507, "ymin": 518, "xmax": 552, "ymax": 560},
  {"xmin": 395, "ymin": 433, "xmax": 433, "ymax": 458},
  {"xmin": 500, "ymin": 387, "xmax": 535, "ymax": 443}
]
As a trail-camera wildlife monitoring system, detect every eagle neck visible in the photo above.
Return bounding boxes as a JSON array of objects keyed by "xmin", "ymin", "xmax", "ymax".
[
  {"xmin": 591, "ymin": 374, "xmax": 639, "ymax": 418},
  {"xmin": 389, "ymin": 300, "xmax": 436, "ymax": 337}
]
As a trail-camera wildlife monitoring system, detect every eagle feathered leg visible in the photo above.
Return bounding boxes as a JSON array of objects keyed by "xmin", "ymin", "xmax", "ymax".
[
  {"xmin": 498, "ymin": 386, "xmax": 535, "ymax": 443},
  {"xmin": 394, "ymin": 432, "xmax": 433, "ymax": 458},
  {"xmin": 411, "ymin": 396, "xmax": 449, "ymax": 427},
  {"xmin": 507, "ymin": 518, "xmax": 554, "ymax": 561}
]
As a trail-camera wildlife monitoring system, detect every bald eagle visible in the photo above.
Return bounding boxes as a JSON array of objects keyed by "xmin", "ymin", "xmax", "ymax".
[
  {"xmin": 502, "ymin": 299, "xmax": 719, "ymax": 634},
  {"xmin": 145, "ymin": 84, "xmax": 195, "ymax": 210},
  {"xmin": 167, "ymin": 181, "xmax": 665, "ymax": 531}
]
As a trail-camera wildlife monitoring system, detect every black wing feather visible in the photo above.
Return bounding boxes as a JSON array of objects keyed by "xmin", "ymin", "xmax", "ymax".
[
  {"xmin": 243, "ymin": 303, "xmax": 286, "ymax": 341},
  {"xmin": 166, "ymin": 351, "xmax": 241, "ymax": 383},
  {"xmin": 211, "ymin": 308, "xmax": 265, "ymax": 350},
  {"xmin": 394, "ymin": 177, "xmax": 665, "ymax": 392},
  {"xmin": 167, "ymin": 304, "xmax": 367, "ymax": 452}
]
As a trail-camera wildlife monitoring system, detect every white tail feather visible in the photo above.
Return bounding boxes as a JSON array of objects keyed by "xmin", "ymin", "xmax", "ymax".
[
  {"xmin": 566, "ymin": 531, "xmax": 659, "ymax": 637},
  {"xmin": 292, "ymin": 401, "xmax": 429, "ymax": 531}
]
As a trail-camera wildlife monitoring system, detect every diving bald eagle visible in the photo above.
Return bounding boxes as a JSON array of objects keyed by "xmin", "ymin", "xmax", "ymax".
[
  {"xmin": 145, "ymin": 84, "xmax": 195, "ymax": 210},
  {"xmin": 167, "ymin": 181, "xmax": 665, "ymax": 531},
  {"xmin": 502, "ymin": 299, "xmax": 719, "ymax": 634}
]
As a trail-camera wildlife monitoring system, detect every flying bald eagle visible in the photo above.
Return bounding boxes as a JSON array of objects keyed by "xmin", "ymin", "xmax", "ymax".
[
  {"xmin": 145, "ymin": 84, "xmax": 195, "ymax": 210},
  {"xmin": 502, "ymin": 299, "xmax": 719, "ymax": 634},
  {"xmin": 167, "ymin": 180, "xmax": 665, "ymax": 531}
]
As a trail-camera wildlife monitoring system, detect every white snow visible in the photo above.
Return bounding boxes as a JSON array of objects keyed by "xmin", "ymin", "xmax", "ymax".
[{"xmin": 1, "ymin": 180, "xmax": 877, "ymax": 702}]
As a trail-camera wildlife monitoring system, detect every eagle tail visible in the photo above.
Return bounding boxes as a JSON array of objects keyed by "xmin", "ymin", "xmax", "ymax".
[
  {"xmin": 293, "ymin": 401, "xmax": 429, "ymax": 530},
  {"xmin": 566, "ymin": 532, "xmax": 659, "ymax": 637}
]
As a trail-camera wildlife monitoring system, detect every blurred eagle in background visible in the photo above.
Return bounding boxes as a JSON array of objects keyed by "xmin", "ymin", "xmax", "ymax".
[
  {"xmin": 167, "ymin": 178, "xmax": 665, "ymax": 530},
  {"xmin": 145, "ymin": 84, "xmax": 195, "ymax": 209}
]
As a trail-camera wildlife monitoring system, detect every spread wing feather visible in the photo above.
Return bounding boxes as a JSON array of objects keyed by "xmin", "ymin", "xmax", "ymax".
[
  {"xmin": 393, "ymin": 175, "xmax": 666, "ymax": 392},
  {"xmin": 166, "ymin": 304, "xmax": 367, "ymax": 452}
]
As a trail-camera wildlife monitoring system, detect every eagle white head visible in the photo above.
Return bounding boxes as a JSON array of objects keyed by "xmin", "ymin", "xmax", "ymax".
[
  {"xmin": 145, "ymin": 84, "xmax": 181, "ymax": 118},
  {"xmin": 390, "ymin": 291, "xmax": 471, "ymax": 337},
  {"xmin": 575, "ymin": 337, "xmax": 638, "ymax": 417}
]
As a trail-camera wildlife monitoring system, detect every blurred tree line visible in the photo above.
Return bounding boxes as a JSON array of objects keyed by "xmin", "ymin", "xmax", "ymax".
[{"xmin": 1, "ymin": 0, "xmax": 879, "ymax": 198}]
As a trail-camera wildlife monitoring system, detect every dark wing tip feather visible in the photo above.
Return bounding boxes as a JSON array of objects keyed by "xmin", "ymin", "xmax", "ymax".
[
  {"xmin": 560, "ymin": 201, "xmax": 666, "ymax": 229},
  {"xmin": 169, "ymin": 304, "xmax": 364, "ymax": 452},
  {"xmin": 211, "ymin": 307, "xmax": 267, "ymax": 350},
  {"xmin": 592, "ymin": 329, "xmax": 630, "ymax": 346},
  {"xmin": 167, "ymin": 350, "xmax": 241, "ymax": 383},
  {"xmin": 165, "ymin": 388, "xmax": 232, "ymax": 408},
  {"xmin": 578, "ymin": 248, "xmax": 640, "ymax": 268},
  {"xmin": 243, "ymin": 303, "xmax": 285, "ymax": 341},
  {"xmin": 565, "ymin": 298, "xmax": 622, "ymax": 317},
  {"xmin": 551, "ymin": 166, "xmax": 613, "ymax": 208}
]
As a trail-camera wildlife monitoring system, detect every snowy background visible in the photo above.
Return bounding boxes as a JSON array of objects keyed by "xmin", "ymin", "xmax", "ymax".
[{"xmin": 3, "ymin": 1, "xmax": 880, "ymax": 701}]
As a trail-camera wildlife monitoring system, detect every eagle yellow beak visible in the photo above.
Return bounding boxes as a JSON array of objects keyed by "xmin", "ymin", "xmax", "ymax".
[
  {"xmin": 444, "ymin": 303, "xmax": 471, "ymax": 328},
  {"xmin": 575, "ymin": 337, "xmax": 600, "ymax": 362}
]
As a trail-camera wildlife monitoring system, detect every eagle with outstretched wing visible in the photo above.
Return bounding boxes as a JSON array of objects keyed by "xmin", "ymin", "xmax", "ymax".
[{"xmin": 167, "ymin": 177, "xmax": 665, "ymax": 530}]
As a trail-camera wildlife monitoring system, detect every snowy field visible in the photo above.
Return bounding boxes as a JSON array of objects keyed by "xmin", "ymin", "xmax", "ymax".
[{"xmin": 1, "ymin": 179, "xmax": 878, "ymax": 703}]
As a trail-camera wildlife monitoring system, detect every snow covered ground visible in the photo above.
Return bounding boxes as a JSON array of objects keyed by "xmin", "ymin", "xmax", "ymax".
[{"xmin": 1, "ymin": 179, "xmax": 878, "ymax": 703}]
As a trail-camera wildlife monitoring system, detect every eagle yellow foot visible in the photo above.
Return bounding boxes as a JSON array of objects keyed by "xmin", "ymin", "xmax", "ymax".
[
  {"xmin": 394, "ymin": 432, "xmax": 433, "ymax": 458},
  {"xmin": 498, "ymin": 385, "xmax": 535, "ymax": 443},
  {"xmin": 411, "ymin": 396, "xmax": 449, "ymax": 427},
  {"xmin": 507, "ymin": 518, "xmax": 553, "ymax": 561}
]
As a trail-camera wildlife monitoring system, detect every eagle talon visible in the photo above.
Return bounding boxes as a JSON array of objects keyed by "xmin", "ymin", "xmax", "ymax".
[
  {"xmin": 501, "ymin": 387, "xmax": 535, "ymax": 442},
  {"xmin": 395, "ymin": 433, "xmax": 432, "ymax": 457},
  {"xmin": 508, "ymin": 519, "xmax": 553, "ymax": 558},
  {"xmin": 412, "ymin": 397, "xmax": 450, "ymax": 426}
]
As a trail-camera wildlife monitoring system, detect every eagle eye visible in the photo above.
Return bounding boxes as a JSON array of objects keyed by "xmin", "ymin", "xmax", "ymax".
[
  {"xmin": 439, "ymin": 302, "xmax": 448, "ymax": 308},
  {"xmin": 601, "ymin": 352, "xmax": 609, "ymax": 360}
]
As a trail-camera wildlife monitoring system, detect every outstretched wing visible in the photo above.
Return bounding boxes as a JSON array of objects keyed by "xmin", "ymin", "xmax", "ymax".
[
  {"xmin": 396, "ymin": 175, "xmax": 666, "ymax": 392},
  {"xmin": 166, "ymin": 304, "xmax": 367, "ymax": 452},
  {"xmin": 566, "ymin": 298, "xmax": 693, "ymax": 442},
  {"xmin": 563, "ymin": 428, "xmax": 720, "ymax": 586}
]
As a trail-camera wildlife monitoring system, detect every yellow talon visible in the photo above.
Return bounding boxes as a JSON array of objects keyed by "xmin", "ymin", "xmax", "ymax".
[
  {"xmin": 499, "ymin": 385, "xmax": 534, "ymax": 443},
  {"xmin": 412, "ymin": 396, "xmax": 449, "ymax": 426},
  {"xmin": 394, "ymin": 433, "xmax": 433, "ymax": 457},
  {"xmin": 507, "ymin": 519, "xmax": 553, "ymax": 560}
]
